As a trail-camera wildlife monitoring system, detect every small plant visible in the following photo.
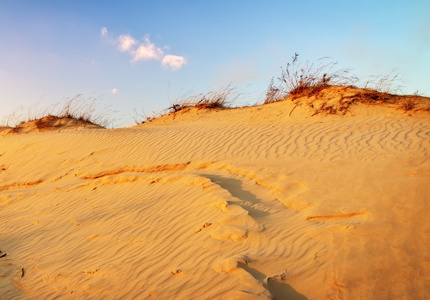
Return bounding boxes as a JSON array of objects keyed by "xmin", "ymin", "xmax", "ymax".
[
  {"xmin": 171, "ymin": 86, "xmax": 235, "ymax": 112},
  {"xmin": 260, "ymin": 54, "xmax": 429, "ymax": 116},
  {"xmin": 399, "ymin": 98, "xmax": 417, "ymax": 112},
  {"xmin": 261, "ymin": 53, "xmax": 355, "ymax": 106},
  {"xmin": 134, "ymin": 86, "xmax": 237, "ymax": 124},
  {"xmin": 2, "ymin": 94, "xmax": 114, "ymax": 133},
  {"xmin": 279, "ymin": 53, "xmax": 353, "ymax": 97},
  {"xmin": 133, "ymin": 108, "xmax": 161, "ymax": 124},
  {"xmin": 53, "ymin": 95, "xmax": 113, "ymax": 127},
  {"xmin": 263, "ymin": 78, "xmax": 283, "ymax": 104},
  {"xmin": 358, "ymin": 73, "xmax": 402, "ymax": 94}
]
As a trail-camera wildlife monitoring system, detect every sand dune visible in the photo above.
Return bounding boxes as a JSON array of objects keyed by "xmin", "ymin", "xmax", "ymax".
[{"xmin": 1, "ymin": 94, "xmax": 429, "ymax": 299}]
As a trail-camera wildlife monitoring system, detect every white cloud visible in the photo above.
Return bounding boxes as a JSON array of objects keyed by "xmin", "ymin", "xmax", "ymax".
[
  {"xmin": 162, "ymin": 55, "xmax": 186, "ymax": 70},
  {"xmin": 107, "ymin": 31, "xmax": 186, "ymax": 70},
  {"xmin": 111, "ymin": 88, "xmax": 119, "ymax": 94},
  {"xmin": 118, "ymin": 34, "xmax": 138, "ymax": 52},
  {"xmin": 101, "ymin": 27, "xmax": 108, "ymax": 37},
  {"xmin": 131, "ymin": 37, "xmax": 164, "ymax": 62}
]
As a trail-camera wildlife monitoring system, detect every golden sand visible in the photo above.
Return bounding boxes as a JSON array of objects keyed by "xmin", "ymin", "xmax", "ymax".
[{"xmin": 1, "ymin": 91, "xmax": 429, "ymax": 299}]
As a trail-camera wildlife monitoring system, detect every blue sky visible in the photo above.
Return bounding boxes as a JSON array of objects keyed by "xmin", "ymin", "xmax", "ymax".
[{"xmin": 1, "ymin": 0, "xmax": 429, "ymax": 127}]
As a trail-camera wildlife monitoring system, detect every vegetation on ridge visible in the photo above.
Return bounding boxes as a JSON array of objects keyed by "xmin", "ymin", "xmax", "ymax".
[
  {"xmin": 1, "ymin": 54, "xmax": 429, "ymax": 132},
  {"xmin": 262, "ymin": 53, "xmax": 429, "ymax": 115},
  {"xmin": 135, "ymin": 53, "xmax": 428, "ymax": 124},
  {"xmin": 1, "ymin": 95, "xmax": 114, "ymax": 133},
  {"xmin": 135, "ymin": 86, "xmax": 236, "ymax": 124}
]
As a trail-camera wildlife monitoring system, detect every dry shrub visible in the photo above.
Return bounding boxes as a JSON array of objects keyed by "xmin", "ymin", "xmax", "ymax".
[
  {"xmin": 170, "ymin": 86, "xmax": 235, "ymax": 112},
  {"xmin": 279, "ymin": 53, "xmax": 353, "ymax": 98},
  {"xmin": 358, "ymin": 73, "xmax": 402, "ymax": 94},
  {"xmin": 136, "ymin": 87, "xmax": 236, "ymax": 124},
  {"xmin": 264, "ymin": 78, "xmax": 283, "ymax": 104},
  {"xmin": 2, "ymin": 94, "xmax": 114, "ymax": 130},
  {"xmin": 262, "ymin": 53, "xmax": 355, "ymax": 105},
  {"xmin": 399, "ymin": 98, "xmax": 417, "ymax": 112},
  {"xmin": 263, "ymin": 53, "xmax": 428, "ymax": 116},
  {"xmin": 0, "ymin": 102, "xmax": 46, "ymax": 128},
  {"xmin": 53, "ymin": 95, "xmax": 112, "ymax": 127},
  {"xmin": 134, "ymin": 109, "xmax": 162, "ymax": 124}
]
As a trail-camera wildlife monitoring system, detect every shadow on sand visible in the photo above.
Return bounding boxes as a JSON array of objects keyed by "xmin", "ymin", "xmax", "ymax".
[
  {"xmin": 237, "ymin": 262, "xmax": 308, "ymax": 300},
  {"xmin": 267, "ymin": 280, "xmax": 308, "ymax": 300}
]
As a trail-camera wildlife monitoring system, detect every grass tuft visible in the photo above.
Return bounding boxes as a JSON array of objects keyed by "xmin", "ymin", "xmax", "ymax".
[
  {"xmin": 398, "ymin": 98, "xmax": 417, "ymax": 112},
  {"xmin": 279, "ymin": 53, "xmax": 354, "ymax": 98},
  {"xmin": 262, "ymin": 53, "xmax": 429, "ymax": 115},
  {"xmin": 169, "ymin": 86, "xmax": 235, "ymax": 112},
  {"xmin": 2, "ymin": 95, "xmax": 114, "ymax": 132},
  {"xmin": 263, "ymin": 78, "xmax": 283, "ymax": 104},
  {"xmin": 133, "ymin": 108, "xmax": 162, "ymax": 124},
  {"xmin": 358, "ymin": 73, "xmax": 403, "ymax": 94},
  {"xmin": 136, "ymin": 86, "xmax": 236, "ymax": 124}
]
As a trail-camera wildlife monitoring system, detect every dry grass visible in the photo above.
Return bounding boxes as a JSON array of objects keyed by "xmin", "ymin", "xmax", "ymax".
[
  {"xmin": 133, "ymin": 108, "xmax": 162, "ymax": 124},
  {"xmin": 136, "ymin": 87, "xmax": 236, "ymax": 124},
  {"xmin": 169, "ymin": 86, "xmax": 235, "ymax": 112},
  {"xmin": 263, "ymin": 78, "xmax": 283, "ymax": 104},
  {"xmin": 2, "ymin": 95, "xmax": 114, "ymax": 131},
  {"xmin": 262, "ymin": 53, "xmax": 354, "ymax": 106},
  {"xmin": 261, "ymin": 53, "xmax": 429, "ymax": 116},
  {"xmin": 2, "ymin": 56, "xmax": 428, "ymax": 130},
  {"xmin": 398, "ymin": 98, "xmax": 417, "ymax": 112},
  {"xmin": 358, "ymin": 73, "xmax": 403, "ymax": 94},
  {"xmin": 54, "ymin": 95, "xmax": 107, "ymax": 124},
  {"xmin": 279, "ymin": 53, "xmax": 353, "ymax": 98}
]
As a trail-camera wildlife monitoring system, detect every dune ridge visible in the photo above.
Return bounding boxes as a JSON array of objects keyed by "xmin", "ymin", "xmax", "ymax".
[{"xmin": 1, "ymin": 95, "xmax": 429, "ymax": 299}]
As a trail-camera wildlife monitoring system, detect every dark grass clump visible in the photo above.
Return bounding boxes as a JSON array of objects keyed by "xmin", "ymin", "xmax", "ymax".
[
  {"xmin": 133, "ymin": 109, "xmax": 162, "ymax": 124},
  {"xmin": 263, "ymin": 78, "xmax": 283, "ymax": 104},
  {"xmin": 398, "ymin": 98, "xmax": 416, "ymax": 112},
  {"xmin": 263, "ymin": 53, "xmax": 404, "ymax": 105},
  {"xmin": 359, "ymin": 73, "xmax": 403, "ymax": 94},
  {"xmin": 169, "ymin": 86, "xmax": 235, "ymax": 112},
  {"xmin": 49, "ymin": 95, "xmax": 113, "ymax": 127},
  {"xmin": 278, "ymin": 53, "xmax": 353, "ymax": 99},
  {"xmin": 2, "ymin": 95, "xmax": 114, "ymax": 133},
  {"xmin": 263, "ymin": 53, "xmax": 429, "ymax": 115},
  {"xmin": 136, "ymin": 87, "xmax": 236, "ymax": 124}
]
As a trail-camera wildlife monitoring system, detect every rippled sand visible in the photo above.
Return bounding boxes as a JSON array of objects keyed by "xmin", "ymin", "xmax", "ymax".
[{"xmin": 1, "ymin": 91, "xmax": 429, "ymax": 299}]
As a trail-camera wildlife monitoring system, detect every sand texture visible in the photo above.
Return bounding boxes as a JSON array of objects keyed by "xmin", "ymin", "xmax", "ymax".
[{"xmin": 1, "ymin": 97, "xmax": 429, "ymax": 299}]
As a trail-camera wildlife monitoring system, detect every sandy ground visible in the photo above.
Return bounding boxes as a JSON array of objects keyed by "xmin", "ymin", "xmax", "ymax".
[{"xmin": 0, "ymin": 96, "xmax": 429, "ymax": 299}]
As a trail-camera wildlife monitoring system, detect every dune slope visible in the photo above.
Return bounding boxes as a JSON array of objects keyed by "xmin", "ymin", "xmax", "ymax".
[{"xmin": 0, "ymin": 98, "xmax": 429, "ymax": 299}]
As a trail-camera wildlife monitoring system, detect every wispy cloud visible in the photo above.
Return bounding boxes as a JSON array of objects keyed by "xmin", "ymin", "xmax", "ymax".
[
  {"xmin": 101, "ymin": 27, "xmax": 186, "ymax": 70},
  {"xmin": 162, "ymin": 55, "xmax": 187, "ymax": 70},
  {"xmin": 101, "ymin": 27, "xmax": 108, "ymax": 37}
]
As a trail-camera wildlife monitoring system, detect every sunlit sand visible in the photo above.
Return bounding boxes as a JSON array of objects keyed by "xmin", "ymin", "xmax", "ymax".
[{"xmin": 1, "ymin": 87, "xmax": 429, "ymax": 299}]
